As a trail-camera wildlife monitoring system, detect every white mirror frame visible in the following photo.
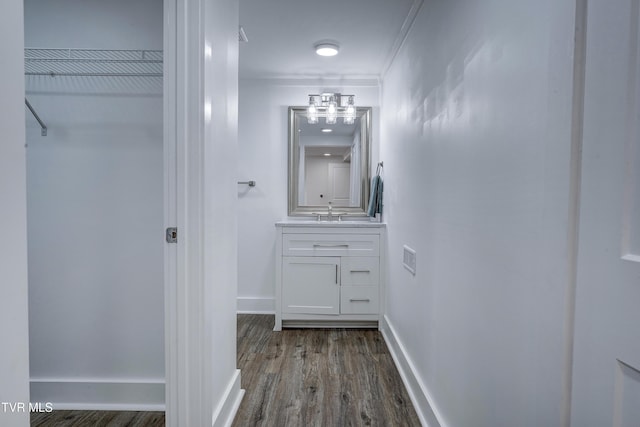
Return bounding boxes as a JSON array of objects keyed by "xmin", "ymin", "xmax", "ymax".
[{"xmin": 288, "ymin": 106, "xmax": 372, "ymax": 217}]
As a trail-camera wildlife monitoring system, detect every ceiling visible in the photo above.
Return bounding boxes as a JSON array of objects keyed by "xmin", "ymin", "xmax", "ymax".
[
  {"xmin": 298, "ymin": 118, "xmax": 357, "ymax": 137},
  {"xmin": 239, "ymin": 0, "xmax": 420, "ymax": 80},
  {"xmin": 305, "ymin": 145, "xmax": 352, "ymax": 158}
]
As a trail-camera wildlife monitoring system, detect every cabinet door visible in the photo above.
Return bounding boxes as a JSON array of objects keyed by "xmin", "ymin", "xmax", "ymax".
[{"xmin": 282, "ymin": 257, "xmax": 340, "ymax": 315}]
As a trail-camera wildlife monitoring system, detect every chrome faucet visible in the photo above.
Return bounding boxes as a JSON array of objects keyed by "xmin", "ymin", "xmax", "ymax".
[{"xmin": 327, "ymin": 202, "xmax": 333, "ymax": 221}]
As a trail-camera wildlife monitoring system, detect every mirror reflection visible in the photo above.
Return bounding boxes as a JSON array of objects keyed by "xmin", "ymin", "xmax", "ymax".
[{"xmin": 288, "ymin": 106, "xmax": 371, "ymax": 216}]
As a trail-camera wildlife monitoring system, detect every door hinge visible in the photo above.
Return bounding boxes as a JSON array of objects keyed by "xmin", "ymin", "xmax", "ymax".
[{"xmin": 166, "ymin": 227, "xmax": 177, "ymax": 243}]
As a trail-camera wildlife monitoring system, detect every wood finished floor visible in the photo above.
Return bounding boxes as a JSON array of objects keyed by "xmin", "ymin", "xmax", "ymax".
[
  {"xmin": 30, "ymin": 410, "xmax": 164, "ymax": 426},
  {"xmin": 233, "ymin": 314, "xmax": 420, "ymax": 427},
  {"xmin": 30, "ymin": 314, "xmax": 420, "ymax": 426}
]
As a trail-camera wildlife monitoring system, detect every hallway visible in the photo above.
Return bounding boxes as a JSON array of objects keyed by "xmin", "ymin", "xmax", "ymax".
[{"xmin": 233, "ymin": 315, "xmax": 420, "ymax": 426}]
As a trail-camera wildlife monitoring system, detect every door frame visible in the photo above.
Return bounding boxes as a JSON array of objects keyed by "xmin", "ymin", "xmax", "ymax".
[
  {"xmin": 163, "ymin": 0, "xmax": 178, "ymax": 423},
  {"xmin": 164, "ymin": 0, "xmax": 242, "ymax": 425}
]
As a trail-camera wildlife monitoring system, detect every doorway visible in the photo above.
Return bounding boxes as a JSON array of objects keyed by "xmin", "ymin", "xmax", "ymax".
[{"xmin": 24, "ymin": 0, "xmax": 166, "ymax": 410}]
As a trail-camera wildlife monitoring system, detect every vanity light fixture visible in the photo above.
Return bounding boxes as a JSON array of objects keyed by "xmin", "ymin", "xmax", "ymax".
[
  {"xmin": 315, "ymin": 42, "xmax": 339, "ymax": 57},
  {"xmin": 306, "ymin": 93, "xmax": 356, "ymax": 125}
]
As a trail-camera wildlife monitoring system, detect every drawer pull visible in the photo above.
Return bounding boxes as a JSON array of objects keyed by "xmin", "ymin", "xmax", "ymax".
[
  {"xmin": 336, "ymin": 265, "xmax": 338, "ymax": 284},
  {"xmin": 350, "ymin": 270, "xmax": 370, "ymax": 273},
  {"xmin": 349, "ymin": 298, "xmax": 371, "ymax": 303},
  {"xmin": 313, "ymin": 243, "xmax": 349, "ymax": 248}
]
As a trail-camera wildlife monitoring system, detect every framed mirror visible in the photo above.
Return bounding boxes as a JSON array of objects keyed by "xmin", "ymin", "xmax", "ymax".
[{"xmin": 288, "ymin": 106, "xmax": 372, "ymax": 216}]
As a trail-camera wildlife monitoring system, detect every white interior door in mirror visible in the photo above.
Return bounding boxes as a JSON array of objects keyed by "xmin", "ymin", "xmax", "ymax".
[{"xmin": 328, "ymin": 163, "xmax": 351, "ymax": 206}]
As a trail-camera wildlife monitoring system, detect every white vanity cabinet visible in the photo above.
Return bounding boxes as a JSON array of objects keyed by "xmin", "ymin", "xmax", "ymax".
[{"xmin": 275, "ymin": 222, "xmax": 386, "ymax": 331}]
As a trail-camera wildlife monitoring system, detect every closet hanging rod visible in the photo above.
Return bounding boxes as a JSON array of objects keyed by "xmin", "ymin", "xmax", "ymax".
[{"xmin": 25, "ymin": 98, "xmax": 47, "ymax": 136}]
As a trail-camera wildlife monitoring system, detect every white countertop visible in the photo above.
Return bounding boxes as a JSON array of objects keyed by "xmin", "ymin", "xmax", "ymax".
[{"xmin": 276, "ymin": 219, "xmax": 386, "ymax": 228}]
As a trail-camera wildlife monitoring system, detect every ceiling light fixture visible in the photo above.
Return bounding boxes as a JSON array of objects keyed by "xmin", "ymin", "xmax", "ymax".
[
  {"xmin": 324, "ymin": 153, "xmax": 331, "ymax": 156},
  {"xmin": 321, "ymin": 128, "xmax": 332, "ymax": 133},
  {"xmin": 315, "ymin": 42, "xmax": 339, "ymax": 57},
  {"xmin": 306, "ymin": 93, "xmax": 356, "ymax": 125}
]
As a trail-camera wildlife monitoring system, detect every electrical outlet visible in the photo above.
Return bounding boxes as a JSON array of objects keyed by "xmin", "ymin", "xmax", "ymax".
[{"xmin": 403, "ymin": 245, "xmax": 416, "ymax": 275}]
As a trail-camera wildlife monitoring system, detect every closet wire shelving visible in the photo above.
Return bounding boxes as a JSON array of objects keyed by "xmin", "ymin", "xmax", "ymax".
[
  {"xmin": 25, "ymin": 48, "xmax": 163, "ymax": 77},
  {"xmin": 24, "ymin": 48, "xmax": 164, "ymax": 136}
]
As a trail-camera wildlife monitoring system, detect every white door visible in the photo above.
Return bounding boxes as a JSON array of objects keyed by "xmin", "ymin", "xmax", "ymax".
[
  {"xmin": 328, "ymin": 163, "xmax": 351, "ymax": 206},
  {"xmin": 282, "ymin": 256, "xmax": 340, "ymax": 315},
  {"xmin": 571, "ymin": 1, "xmax": 640, "ymax": 425}
]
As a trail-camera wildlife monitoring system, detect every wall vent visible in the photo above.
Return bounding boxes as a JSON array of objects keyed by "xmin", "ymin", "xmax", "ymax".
[{"xmin": 403, "ymin": 245, "xmax": 416, "ymax": 275}]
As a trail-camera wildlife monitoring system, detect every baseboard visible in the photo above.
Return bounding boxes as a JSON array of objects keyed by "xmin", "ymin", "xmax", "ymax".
[
  {"xmin": 236, "ymin": 296, "xmax": 275, "ymax": 314},
  {"xmin": 211, "ymin": 369, "xmax": 244, "ymax": 427},
  {"xmin": 380, "ymin": 315, "xmax": 444, "ymax": 427},
  {"xmin": 29, "ymin": 377, "xmax": 165, "ymax": 411}
]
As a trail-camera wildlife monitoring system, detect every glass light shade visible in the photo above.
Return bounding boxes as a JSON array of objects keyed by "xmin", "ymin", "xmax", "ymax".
[
  {"xmin": 307, "ymin": 96, "xmax": 318, "ymax": 124},
  {"xmin": 326, "ymin": 96, "xmax": 337, "ymax": 124},
  {"xmin": 343, "ymin": 96, "xmax": 356, "ymax": 124},
  {"xmin": 315, "ymin": 43, "xmax": 339, "ymax": 56}
]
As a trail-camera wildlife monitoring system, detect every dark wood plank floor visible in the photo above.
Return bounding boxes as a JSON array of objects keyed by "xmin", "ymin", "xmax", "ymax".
[
  {"xmin": 30, "ymin": 314, "xmax": 420, "ymax": 426},
  {"xmin": 30, "ymin": 410, "xmax": 164, "ymax": 426},
  {"xmin": 233, "ymin": 314, "xmax": 421, "ymax": 427}
]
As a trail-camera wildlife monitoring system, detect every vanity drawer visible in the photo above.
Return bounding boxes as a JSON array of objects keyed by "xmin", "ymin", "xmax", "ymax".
[
  {"xmin": 283, "ymin": 234, "xmax": 379, "ymax": 257},
  {"xmin": 341, "ymin": 257, "xmax": 379, "ymax": 286},
  {"xmin": 340, "ymin": 286, "xmax": 379, "ymax": 314}
]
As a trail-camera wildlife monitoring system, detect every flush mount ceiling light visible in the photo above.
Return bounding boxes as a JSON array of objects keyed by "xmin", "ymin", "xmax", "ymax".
[
  {"xmin": 315, "ymin": 42, "xmax": 339, "ymax": 57},
  {"xmin": 306, "ymin": 93, "xmax": 356, "ymax": 125},
  {"xmin": 321, "ymin": 128, "xmax": 332, "ymax": 133}
]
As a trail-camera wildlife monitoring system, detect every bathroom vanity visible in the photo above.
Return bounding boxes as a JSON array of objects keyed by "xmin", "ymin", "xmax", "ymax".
[{"xmin": 274, "ymin": 221, "xmax": 386, "ymax": 331}]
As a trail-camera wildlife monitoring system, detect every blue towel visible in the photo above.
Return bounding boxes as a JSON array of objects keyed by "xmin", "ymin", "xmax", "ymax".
[{"xmin": 367, "ymin": 175, "xmax": 383, "ymax": 217}]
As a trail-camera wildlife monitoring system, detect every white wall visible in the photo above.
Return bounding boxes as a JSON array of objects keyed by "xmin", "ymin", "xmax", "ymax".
[
  {"xmin": 0, "ymin": 0, "xmax": 31, "ymax": 425},
  {"xmin": 237, "ymin": 79, "xmax": 379, "ymax": 312},
  {"xmin": 380, "ymin": 0, "xmax": 576, "ymax": 425},
  {"xmin": 24, "ymin": 0, "xmax": 164, "ymax": 409}
]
